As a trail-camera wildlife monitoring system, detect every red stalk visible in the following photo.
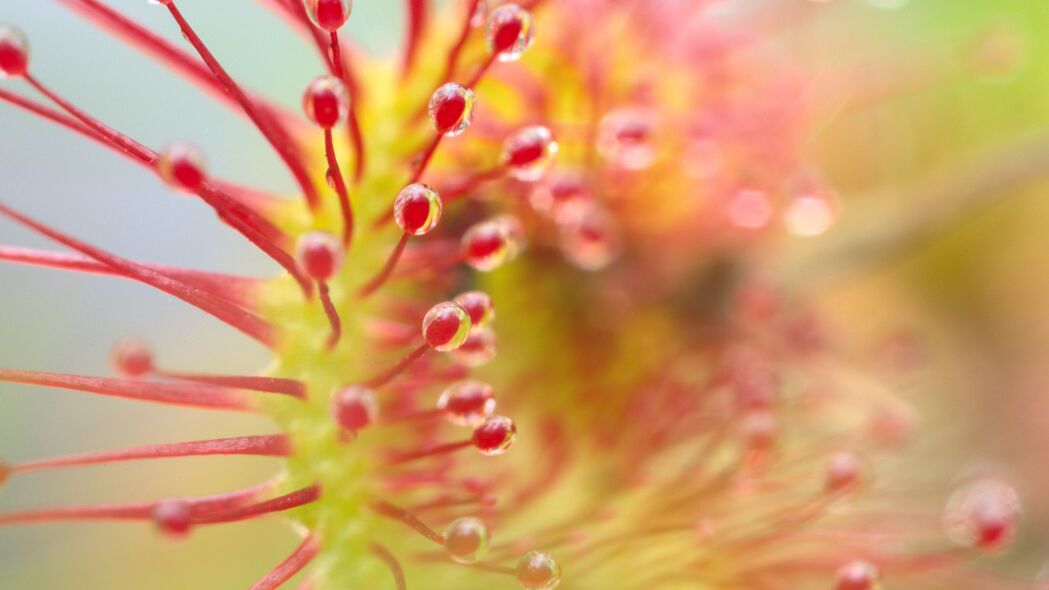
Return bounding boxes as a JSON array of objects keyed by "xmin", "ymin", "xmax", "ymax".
[
  {"xmin": 323, "ymin": 128, "xmax": 354, "ymax": 245},
  {"xmin": 464, "ymin": 53, "xmax": 499, "ymax": 89},
  {"xmin": 318, "ymin": 282, "xmax": 343, "ymax": 349},
  {"xmin": 0, "ymin": 481, "xmax": 272, "ymax": 526},
  {"xmin": 388, "ymin": 440, "xmax": 472, "ymax": 465},
  {"xmin": 260, "ymin": 0, "xmax": 366, "ymax": 180},
  {"xmin": 358, "ymin": 233, "xmax": 411, "ymax": 298},
  {"xmin": 361, "ymin": 343, "xmax": 430, "ymax": 389},
  {"xmin": 0, "ymin": 88, "xmax": 113, "ymax": 153},
  {"xmin": 164, "ymin": 2, "xmax": 320, "ymax": 210},
  {"xmin": 1, "ymin": 82, "xmax": 283, "ymax": 240},
  {"xmin": 10, "ymin": 435, "xmax": 290, "ymax": 475},
  {"xmin": 0, "ymin": 245, "xmax": 260, "ymax": 309},
  {"xmin": 402, "ymin": 0, "xmax": 428, "ymax": 77},
  {"xmin": 0, "ymin": 369, "xmax": 251, "ymax": 411},
  {"xmin": 58, "ymin": 0, "xmax": 295, "ymax": 130},
  {"xmin": 0, "ymin": 203, "xmax": 278, "ymax": 346},
  {"xmin": 327, "ymin": 32, "xmax": 367, "ymax": 182},
  {"xmin": 249, "ymin": 535, "xmax": 319, "ymax": 590},
  {"xmin": 439, "ymin": 0, "xmax": 482, "ymax": 85},
  {"xmin": 155, "ymin": 370, "xmax": 306, "ymax": 398},
  {"xmin": 2, "ymin": 79, "xmax": 303, "ymax": 289},
  {"xmin": 24, "ymin": 73, "xmax": 155, "ymax": 164},
  {"xmin": 410, "ymin": 134, "xmax": 445, "ymax": 185},
  {"xmin": 372, "ymin": 544, "xmax": 408, "ymax": 590},
  {"xmin": 371, "ymin": 500, "xmax": 445, "ymax": 545},
  {"xmin": 193, "ymin": 485, "xmax": 320, "ymax": 524}
]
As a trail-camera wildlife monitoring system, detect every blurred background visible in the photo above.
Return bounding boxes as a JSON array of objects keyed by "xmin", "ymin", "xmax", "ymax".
[{"xmin": 1, "ymin": 0, "xmax": 1049, "ymax": 587}]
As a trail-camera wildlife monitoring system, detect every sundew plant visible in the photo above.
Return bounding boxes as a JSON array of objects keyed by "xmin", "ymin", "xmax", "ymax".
[{"xmin": 1, "ymin": 1, "xmax": 1047, "ymax": 589}]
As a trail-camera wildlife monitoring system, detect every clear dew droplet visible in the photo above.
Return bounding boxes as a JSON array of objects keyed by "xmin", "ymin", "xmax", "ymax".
[
  {"xmin": 443, "ymin": 517, "xmax": 490, "ymax": 564},
  {"xmin": 597, "ymin": 108, "xmax": 660, "ymax": 171},
  {"xmin": 307, "ymin": 0, "xmax": 353, "ymax": 32},
  {"xmin": 438, "ymin": 379, "xmax": 496, "ymax": 426},
  {"xmin": 330, "ymin": 384, "xmax": 378, "ymax": 432},
  {"xmin": 428, "ymin": 83, "xmax": 477, "ymax": 137},
  {"xmin": 784, "ymin": 191, "xmax": 838, "ymax": 237},
  {"xmin": 943, "ymin": 478, "xmax": 1021, "ymax": 552},
  {"xmin": 530, "ymin": 173, "xmax": 592, "ymax": 224},
  {"xmin": 516, "ymin": 551, "xmax": 561, "ymax": 590},
  {"xmin": 156, "ymin": 143, "xmax": 207, "ymax": 192},
  {"xmin": 485, "ymin": 4, "xmax": 536, "ymax": 62},
  {"xmin": 422, "ymin": 301, "xmax": 472, "ymax": 352},
  {"xmin": 835, "ymin": 560, "xmax": 881, "ymax": 590},
  {"xmin": 451, "ymin": 326, "xmax": 497, "ymax": 368},
  {"xmin": 558, "ymin": 205, "xmax": 621, "ymax": 271},
  {"xmin": 462, "ymin": 219, "xmax": 514, "ymax": 272},
  {"xmin": 502, "ymin": 125, "xmax": 558, "ymax": 182},
  {"xmin": 394, "ymin": 183, "xmax": 443, "ymax": 236},
  {"xmin": 303, "ymin": 75, "xmax": 350, "ymax": 129},
  {"xmin": 472, "ymin": 415, "xmax": 516, "ymax": 456}
]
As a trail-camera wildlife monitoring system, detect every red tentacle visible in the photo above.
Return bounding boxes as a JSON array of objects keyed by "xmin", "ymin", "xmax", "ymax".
[
  {"xmin": 11, "ymin": 435, "xmax": 290, "ymax": 475},
  {"xmin": 0, "ymin": 245, "xmax": 260, "ymax": 309},
  {"xmin": 163, "ymin": 2, "xmax": 320, "ymax": 209},
  {"xmin": 0, "ymin": 202, "xmax": 278, "ymax": 346},
  {"xmin": 0, "ymin": 369, "xmax": 251, "ymax": 411},
  {"xmin": 248, "ymin": 535, "xmax": 319, "ymax": 590}
]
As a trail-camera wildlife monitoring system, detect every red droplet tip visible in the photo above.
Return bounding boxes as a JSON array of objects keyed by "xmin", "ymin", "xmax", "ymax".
[
  {"xmin": 331, "ymin": 384, "xmax": 378, "ymax": 432},
  {"xmin": 296, "ymin": 231, "xmax": 343, "ymax": 281},
  {"xmin": 111, "ymin": 338, "xmax": 155, "ymax": 378}
]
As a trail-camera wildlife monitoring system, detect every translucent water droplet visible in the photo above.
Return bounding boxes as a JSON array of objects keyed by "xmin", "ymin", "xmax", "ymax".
[
  {"xmin": 835, "ymin": 560, "xmax": 881, "ymax": 590},
  {"xmin": 472, "ymin": 415, "xmax": 516, "ymax": 456},
  {"xmin": 428, "ymin": 83, "xmax": 476, "ymax": 137},
  {"xmin": 156, "ymin": 143, "xmax": 207, "ymax": 192},
  {"xmin": 485, "ymin": 4, "xmax": 535, "ymax": 63},
  {"xmin": 296, "ymin": 231, "xmax": 343, "ymax": 281},
  {"xmin": 559, "ymin": 206, "xmax": 620, "ymax": 271},
  {"xmin": 423, "ymin": 301, "xmax": 472, "ymax": 352},
  {"xmin": 394, "ymin": 183, "xmax": 443, "ymax": 235},
  {"xmin": 303, "ymin": 75, "xmax": 350, "ymax": 129},
  {"xmin": 502, "ymin": 125, "xmax": 558, "ymax": 181},
  {"xmin": 825, "ymin": 451, "xmax": 863, "ymax": 493},
  {"xmin": 516, "ymin": 551, "xmax": 561, "ymax": 589},
  {"xmin": 451, "ymin": 326, "xmax": 497, "ymax": 367},
  {"xmin": 597, "ymin": 108, "xmax": 659, "ymax": 170},
  {"xmin": 740, "ymin": 410, "xmax": 776, "ymax": 451},
  {"xmin": 330, "ymin": 384, "xmax": 378, "ymax": 432},
  {"xmin": 438, "ymin": 379, "xmax": 496, "ymax": 426},
  {"xmin": 453, "ymin": 291, "xmax": 495, "ymax": 327},
  {"xmin": 307, "ymin": 0, "xmax": 353, "ymax": 32},
  {"xmin": 443, "ymin": 517, "xmax": 490, "ymax": 564},
  {"xmin": 783, "ymin": 190, "xmax": 838, "ymax": 237},
  {"xmin": 530, "ymin": 173, "xmax": 592, "ymax": 224},
  {"xmin": 152, "ymin": 499, "xmax": 192, "ymax": 538},
  {"xmin": 944, "ymin": 478, "xmax": 1021, "ymax": 552},
  {"xmin": 111, "ymin": 338, "xmax": 154, "ymax": 378},
  {"xmin": 462, "ymin": 219, "xmax": 513, "ymax": 272}
]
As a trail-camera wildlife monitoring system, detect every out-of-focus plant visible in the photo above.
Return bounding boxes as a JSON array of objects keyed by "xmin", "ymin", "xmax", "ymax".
[{"xmin": 0, "ymin": 1, "xmax": 1043, "ymax": 588}]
